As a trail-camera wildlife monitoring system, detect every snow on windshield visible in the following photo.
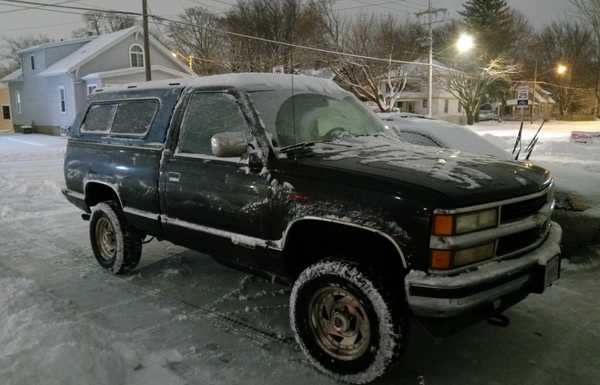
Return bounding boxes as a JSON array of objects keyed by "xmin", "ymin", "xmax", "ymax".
[{"xmin": 249, "ymin": 90, "xmax": 385, "ymax": 148}]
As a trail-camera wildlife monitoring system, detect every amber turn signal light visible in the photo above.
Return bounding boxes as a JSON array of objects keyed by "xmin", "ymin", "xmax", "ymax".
[
  {"xmin": 432, "ymin": 214, "xmax": 454, "ymax": 236},
  {"xmin": 431, "ymin": 250, "xmax": 453, "ymax": 270}
]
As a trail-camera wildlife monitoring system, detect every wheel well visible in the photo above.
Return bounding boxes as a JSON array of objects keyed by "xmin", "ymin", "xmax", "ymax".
[
  {"xmin": 283, "ymin": 220, "xmax": 406, "ymax": 282},
  {"xmin": 85, "ymin": 182, "xmax": 121, "ymax": 209}
]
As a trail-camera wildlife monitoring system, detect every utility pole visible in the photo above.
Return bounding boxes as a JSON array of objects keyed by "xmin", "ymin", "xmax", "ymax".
[
  {"xmin": 142, "ymin": 0, "xmax": 152, "ymax": 81},
  {"xmin": 416, "ymin": 1, "xmax": 447, "ymax": 118},
  {"xmin": 531, "ymin": 59, "xmax": 537, "ymax": 123}
]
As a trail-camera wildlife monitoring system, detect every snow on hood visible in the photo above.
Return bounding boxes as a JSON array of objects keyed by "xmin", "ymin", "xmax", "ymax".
[
  {"xmin": 310, "ymin": 135, "xmax": 501, "ymax": 190},
  {"xmin": 296, "ymin": 135, "xmax": 550, "ymax": 207}
]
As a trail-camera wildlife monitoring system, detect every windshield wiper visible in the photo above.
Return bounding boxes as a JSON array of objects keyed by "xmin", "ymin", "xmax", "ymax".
[{"xmin": 279, "ymin": 141, "xmax": 321, "ymax": 153}]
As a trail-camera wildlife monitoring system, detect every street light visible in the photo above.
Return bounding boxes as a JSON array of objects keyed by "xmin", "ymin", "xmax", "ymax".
[
  {"xmin": 456, "ymin": 33, "xmax": 475, "ymax": 53},
  {"xmin": 556, "ymin": 64, "xmax": 568, "ymax": 75}
]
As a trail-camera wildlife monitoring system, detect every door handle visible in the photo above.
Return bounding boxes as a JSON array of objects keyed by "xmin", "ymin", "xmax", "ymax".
[{"xmin": 167, "ymin": 172, "xmax": 181, "ymax": 183}]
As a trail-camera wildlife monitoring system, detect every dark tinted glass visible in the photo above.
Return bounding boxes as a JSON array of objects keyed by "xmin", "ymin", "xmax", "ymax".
[
  {"xmin": 112, "ymin": 100, "xmax": 158, "ymax": 135},
  {"xmin": 82, "ymin": 104, "xmax": 117, "ymax": 133},
  {"xmin": 179, "ymin": 92, "xmax": 248, "ymax": 155}
]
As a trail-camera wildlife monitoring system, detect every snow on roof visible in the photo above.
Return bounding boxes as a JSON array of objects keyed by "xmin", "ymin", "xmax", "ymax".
[
  {"xmin": 40, "ymin": 27, "xmax": 138, "ymax": 77},
  {"xmin": 1, "ymin": 68, "xmax": 23, "ymax": 83},
  {"xmin": 18, "ymin": 36, "xmax": 94, "ymax": 54},
  {"xmin": 95, "ymin": 73, "xmax": 344, "ymax": 94},
  {"xmin": 81, "ymin": 65, "xmax": 192, "ymax": 81}
]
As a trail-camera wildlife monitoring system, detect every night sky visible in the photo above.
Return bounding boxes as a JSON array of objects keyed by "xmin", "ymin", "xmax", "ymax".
[{"xmin": 0, "ymin": 0, "xmax": 576, "ymax": 54}]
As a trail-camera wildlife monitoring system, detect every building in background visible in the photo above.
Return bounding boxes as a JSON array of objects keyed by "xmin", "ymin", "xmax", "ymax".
[
  {"xmin": 0, "ymin": 83, "xmax": 12, "ymax": 132},
  {"xmin": 378, "ymin": 59, "xmax": 465, "ymax": 124},
  {"xmin": 0, "ymin": 27, "xmax": 192, "ymax": 135}
]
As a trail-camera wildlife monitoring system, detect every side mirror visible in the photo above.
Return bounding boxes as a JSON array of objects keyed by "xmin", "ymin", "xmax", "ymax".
[{"xmin": 211, "ymin": 132, "xmax": 247, "ymax": 158}]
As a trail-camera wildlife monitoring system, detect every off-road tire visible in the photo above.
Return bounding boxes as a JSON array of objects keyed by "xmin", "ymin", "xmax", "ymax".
[
  {"xmin": 290, "ymin": 260, "xmax": 408, "ymax": 384},
  {"xmin": 89, "ymin": 201, "xmax": 142, "ymax": 274}
]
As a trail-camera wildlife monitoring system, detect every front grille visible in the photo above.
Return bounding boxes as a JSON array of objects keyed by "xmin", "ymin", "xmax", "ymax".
[
  {"xmin": 500, "ymin": 194, "xmax": 547, "ymax": 224},
  {"xmin": 496, "ymin": 225, "xmax": 546, "ymax": 256}
]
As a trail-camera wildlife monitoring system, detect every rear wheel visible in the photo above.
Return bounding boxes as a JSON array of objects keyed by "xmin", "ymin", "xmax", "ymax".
[
  {"xmin": 290, "ymin": 261, "xmax": 408, "ymax": 384},
  {"xmin": 89, "ymin": 201, "xmax": 142, "ymax": 274}
]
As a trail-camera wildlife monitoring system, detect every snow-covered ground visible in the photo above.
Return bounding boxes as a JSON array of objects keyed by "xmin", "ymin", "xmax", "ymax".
[
  {"xmin": 473, "ymin": 121, "xmax": 600, "ymax": 207},
  {"xmin": 1, "ymin": 133, "xmax": 600, "ymax": 385}
]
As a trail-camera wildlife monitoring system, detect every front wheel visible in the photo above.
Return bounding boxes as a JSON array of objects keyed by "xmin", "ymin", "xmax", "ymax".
[
  {"xmin": 89, "ymin": 201, "xmax": 142, "ymax": 274},
  {"xmin": 290, "ymin": 261, "xmax": 408, "ymax": 384}
]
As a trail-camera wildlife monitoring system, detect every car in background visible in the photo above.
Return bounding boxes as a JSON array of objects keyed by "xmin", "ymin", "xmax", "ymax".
[
  {"xmin": 479, "ymin": 109, "xmax": 499, "ymax": 122},
  {"xmin": 378, "ymin": 112, "xmax": 510, "ymax": 159}
]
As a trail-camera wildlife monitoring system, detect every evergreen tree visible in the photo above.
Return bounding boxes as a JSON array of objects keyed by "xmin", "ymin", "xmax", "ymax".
[{"xmin": 458, "ymin": 0, "xmax": 514, "ymax": 59}]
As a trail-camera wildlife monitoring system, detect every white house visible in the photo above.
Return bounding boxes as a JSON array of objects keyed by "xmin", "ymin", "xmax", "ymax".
[
  {"xmin": 0, "ymin": 27, "xmax": 192, "ymax": 135},
  {"xmin": 379, "ymin": 60, "xmax": 465, "ymax": 124}
]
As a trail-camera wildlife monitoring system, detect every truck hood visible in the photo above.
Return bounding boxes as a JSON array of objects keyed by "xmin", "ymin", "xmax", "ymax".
[{"xmin": 290, "ymin": 136, "xmax": 551, "ymax": 208}]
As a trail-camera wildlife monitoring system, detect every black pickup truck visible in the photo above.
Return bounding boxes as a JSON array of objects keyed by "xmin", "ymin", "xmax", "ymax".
[{"xmin": 63, "ymin": 73, "xmax": 561, "ymax": 384}]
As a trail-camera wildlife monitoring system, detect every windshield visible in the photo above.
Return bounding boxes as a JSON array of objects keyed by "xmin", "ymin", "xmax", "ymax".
[{"xmin": 249, "ymin": 91, "xmax": 386, "ymax": 148}]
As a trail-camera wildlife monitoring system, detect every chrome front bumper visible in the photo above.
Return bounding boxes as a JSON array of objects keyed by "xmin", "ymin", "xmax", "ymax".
[{"xmin": 405, "ymin": 222, "xmax": 562, "ymax": 318}]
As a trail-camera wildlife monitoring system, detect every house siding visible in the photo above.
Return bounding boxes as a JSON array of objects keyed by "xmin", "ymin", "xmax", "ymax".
[
  {"xmin": 79, "ymin": 34, "xmax": 180, "ymax": 78},
  {"xmin": 44, "ymin": 41, "xmax": 89, "ymax": 68},
  {"xmin": 5, "ymin": 29, "xmax": 188, "ymax": 135}
]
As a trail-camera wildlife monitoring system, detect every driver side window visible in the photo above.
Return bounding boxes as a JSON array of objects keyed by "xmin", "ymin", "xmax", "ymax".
[{"xmin": 178, "ymin": 92, "xmax": 249, "ymax": 156}]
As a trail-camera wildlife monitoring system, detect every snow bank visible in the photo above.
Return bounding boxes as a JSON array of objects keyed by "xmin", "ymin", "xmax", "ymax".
[{"xmin": 0, "ymin": 277, "xmax": 184, "ymax": 385}]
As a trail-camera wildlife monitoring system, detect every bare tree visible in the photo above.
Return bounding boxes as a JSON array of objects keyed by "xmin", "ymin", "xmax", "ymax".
[
  {"xmin": 328, "ymin": 14, "xmax": 423, "ymax": 112},
  {"xmin": 447, "ymin": 60, "xmax": 518, "ymax": 125},
  {"xmin": 571, "ymin": 0, "xmax": 600, "ymax": 115},
  {"xmin": 72, "ymin": 12, "xmax": 136, "ymax": 37},
  {"xmin": 167, "ymin": 7, "xmax": 226, "ymax": 74},
  {"xmin": 223, "ymin": 0, "xmax": 329, "ymax": 72},
  {"xmin": 535, "ymin": 20, "xmax": 594, "ymax": 116},
  {"xmin": 332, "ymin": 58, "xmax": 409, "ymax": 112},
  {"xmin": 0, "ymin": 34, "xmax": 51, "ymax": 73}
]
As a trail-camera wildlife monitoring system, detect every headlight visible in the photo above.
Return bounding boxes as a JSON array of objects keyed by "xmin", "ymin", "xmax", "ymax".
[
  {"xmin": 431, "ymin": 242, "xmax": 495, "ymax": 270},
  {"xmin": 432, "ymin": 208, "xmax": 498, "ymax": 236}
]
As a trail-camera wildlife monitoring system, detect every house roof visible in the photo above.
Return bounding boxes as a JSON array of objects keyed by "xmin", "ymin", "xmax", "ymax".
[
  {"xmin": 39, "ymin": 27, "xmax": 191, "ymax": 77},
  {"xmin": 82, "ymin": 65, "xmax": 192, "ymax": 81},
  {"xmin": 40, "ymin": 27, "xmax": 138, "ymax": 77},
  {"xmin": 18, "ymin": 36, "xmax": 94, "ymax": 54},
  {"xmin": 0, "ymin": 68, "xmax": 23, "ymax": 83}
]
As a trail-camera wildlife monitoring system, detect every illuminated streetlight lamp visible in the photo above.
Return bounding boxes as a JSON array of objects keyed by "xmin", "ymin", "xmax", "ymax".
[
  {"xmin": 456, "ymin": 33, "xmax": 475, "ymax": 54},
  {"xmin": 556, "ymin": 64, "xmax": 568, "ymax": 75}
]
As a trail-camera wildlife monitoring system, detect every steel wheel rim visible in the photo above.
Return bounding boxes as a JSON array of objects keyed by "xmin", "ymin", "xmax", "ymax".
[
  {"xmin": 308, "ymin": 285, "xmax": 371, "ymax": 361},
  {"xmin": 95, "ymin": 216, "xmax": 116, "ymax": 262}
]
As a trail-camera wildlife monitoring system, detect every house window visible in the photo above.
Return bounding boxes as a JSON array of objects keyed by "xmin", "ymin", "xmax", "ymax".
[
  {"xmin": 2, "ymin": 105, "xmax": 10, "ymax": 120},
  {"xmin": 16, "ymin": 91, "xmax": 22, "ymax": 114},
  {"xmin": 130, "ymin": 44, "xmax": 144, "ymax": 68},
  {"xmin": 444, "ymin": 99, "xmax": 449, "ymax": 114},
  {"xmin": 87, "ymin": 84, "xmax": 97, "ymax": 95},
  {"xmin": 458, "ymin": 103, "xmax": 463, "ymax": 113},
  {"xmin": 30, "ymin": 55, "xmax": 35, "ymax": 71},
  {"xmin": 422, "ymin": 99, "xmax": 428, "ymax": 109},
  {"xmin": 58, "ymin": 86, "xmax": 66, "ymax": 113}
]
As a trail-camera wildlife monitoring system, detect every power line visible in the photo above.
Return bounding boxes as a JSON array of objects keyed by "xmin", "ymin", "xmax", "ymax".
[
  {"xmin": 0, "ymin": 0, "xmax": 80, "ymax": 15},
  {"xmin": 0, "ymin": 0, "xmax": 449, "ymax": 69},
  {"xmin": 335, "ymin": 0, "xmax": 419, "ymax": 12},
  {"xmin": 0, "ymin": 20, "xmax": 81, "ymax": 32}
]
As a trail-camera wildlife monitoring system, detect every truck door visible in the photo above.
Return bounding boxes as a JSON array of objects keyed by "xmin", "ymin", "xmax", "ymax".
[{"xmin": 160, "ymin": 91, "xmax": 269, "ymax": 247}]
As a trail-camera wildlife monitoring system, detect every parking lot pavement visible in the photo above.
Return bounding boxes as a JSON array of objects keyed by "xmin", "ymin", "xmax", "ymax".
[{"xmin": 1, "ymin": 133, "xmax": 599, "ymax": 385}]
